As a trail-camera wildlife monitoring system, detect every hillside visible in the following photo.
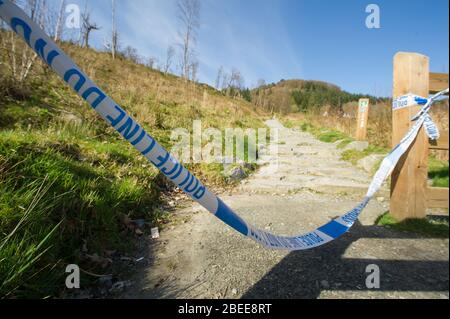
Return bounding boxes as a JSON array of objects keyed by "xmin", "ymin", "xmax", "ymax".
[
  {"xmin": 0, "ymin": 34, "xmax": 267, "ymax": 298},
  {"xmin": 251, "ymin": 79, "xmax": 378, "ymax": 114}
]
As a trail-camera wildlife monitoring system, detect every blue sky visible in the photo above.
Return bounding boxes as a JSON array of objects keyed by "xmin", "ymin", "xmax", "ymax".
[{"xmin": 56, "ymin": 0, "xmax": 448, "ymax": 97}]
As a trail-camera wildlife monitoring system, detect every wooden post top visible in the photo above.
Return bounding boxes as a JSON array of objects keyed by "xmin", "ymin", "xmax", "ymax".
[{"xmin": 393, "ymin": 52, "xmax": 430, "ymax": 99}]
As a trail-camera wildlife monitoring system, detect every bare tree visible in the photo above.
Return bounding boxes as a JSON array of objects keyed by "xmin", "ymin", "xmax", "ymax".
[
  {"xmin": 220, "ymin": 72, "xmax": 229, "ymax": 91},
  {"xmin": 230, "ymin": 68, "xmax": 243, "ymax": 89},
  {"xmin": 215, "ymin": 66, "xmax": 223, "ymax": 90},
  {"xmin": 255, "ymin": 79, "xmax": 266, "ymax": 107},
  {"xmin": 28, "ymin": 0, "xmax": 40, "ymax": 21},
  {"xmin": 228, "ymin": 68, "xmax": 244, "ymax": 98},
  {"xmin": 163, "ymin": 45, "xmax": 175, "ymax": 75},
  {"xmin": 122, "ymin": 45, "xmax": 140, "ymax": 63},
  {"xmin": 217, "ymin": 68, "xmax": 245, "ymax": 98},
  {"xmin": 147, "ymin": 56, "xmax": 157, "ymax": 69},
  {"xmin": 189, "ymin": 59, "xmax": 199, "ymax": 83},
  {"xmin": 54, "ymin": 0, "xmax": 65, "ymax": 41},
  {"xmin": 110, "ymin": 0, "xmax": 119, "ymax": 59},
  {"xmin": 78, "ymin": 0, "xmax": 87, "ymax": 45},
  {"xmin": 2, "ymin": 0, "xmax": 55, "ymax": 83},
  {"xmin": 81, "ymin": 8, "xmax": 100, "ymax": 48},
  {"xmin": 26, "ymin": 0, "xmax": 53, "ymax": 32},
  {"xmin": 102, "ymin": 1, "xmax": 119, "ymax": 59},
  {"xmin": 177, "ymin": 0, "xmax": 200, "ymax": 81}
]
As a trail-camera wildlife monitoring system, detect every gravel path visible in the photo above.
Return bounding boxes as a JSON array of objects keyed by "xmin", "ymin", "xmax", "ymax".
[{"xmin": 124, "ymin": 120, "xmax": 449, "ymax": 299}]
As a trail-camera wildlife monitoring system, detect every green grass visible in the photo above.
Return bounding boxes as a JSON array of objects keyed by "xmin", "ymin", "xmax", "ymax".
[
  {"xmin": 297, "ymin": 121, "xmax": 350, "ymax": 143},
  {"xmin": 0, "ymin": 124, "xmax": 262, "ymax": 297},
  {"xmin": 317, "ymin": 130, "xmax": 348, "ymax": 143},
  {"xmin": 0, "ymin": 178, "xmax": 64, "ymax": 298},
  {"xmin": 282, "ymin": 119, "xmax": 296, "ymax": 129},
  {"xmin": 0, "ymin": 38, "xmax": 268, "ymax": 298},
  {"xmin": 0, "ymin": 126, "xmax": 165, "ymax": 298},
  {"xmin": 428, "ymin": 156, "xmax": 449, "ymax": 187},
  {"xmin": 283, "ymin": 119, "xmax": 354, "ymax": 145},
  {"xmin": 340, "ymin": 145, "xmax": 388, "ymax": 166},
  {"xmin": 376, "ymin": 212, "xmax": 449, "ymax": 238},
  {"xmin": 336, "ymin": 138, "xmax": 354, "ymax": 149}
]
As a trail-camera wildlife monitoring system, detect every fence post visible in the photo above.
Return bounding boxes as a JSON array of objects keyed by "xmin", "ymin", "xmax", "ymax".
[
  {"xmin": 355, "ymin": 98, "xmax": 370, "ymax": 140},
  {"xmin": 390, "ymin": 52, "xmax": 429, "ymax": 221}
]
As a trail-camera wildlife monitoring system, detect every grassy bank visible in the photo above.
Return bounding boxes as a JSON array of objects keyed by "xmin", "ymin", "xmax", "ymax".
[
  {"xmin": 429, "ymin": 156, "xmax": 450, "ymax": 187},
  {"xmin": 0, "ymin": 37, "xmax": 267, "ymax": 298}
]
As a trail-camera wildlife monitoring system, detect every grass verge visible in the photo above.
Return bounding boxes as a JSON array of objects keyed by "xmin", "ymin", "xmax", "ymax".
[
  {"xmin": 340, "ymin": 145, "xmax": 388, "ymax": 166},
  {"xmin": 0, "ymin": 178, "xmax": 64, "ymax": 298},
  {"xmin": 429, "ymin": 156, "xmax": 449, "ymax": 187},
  {"xmin": 376, "ymin": 212, "xmax": 449, "ymax": 238}
]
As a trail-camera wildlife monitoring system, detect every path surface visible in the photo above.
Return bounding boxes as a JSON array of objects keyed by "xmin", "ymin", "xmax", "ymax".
[{"xmin": 124, "ymin": 119, "xmax": 449, "ymax": 299}]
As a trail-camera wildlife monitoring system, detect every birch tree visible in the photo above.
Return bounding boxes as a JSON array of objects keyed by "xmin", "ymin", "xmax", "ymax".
[
  {"xmin": 110, "ymin": 0, "xmax": 118, "ymax": 59},
  {"xmin": 54, "ymin": 0, "xmax": 65, "ymax": 41},
  {"xmin": 2, "ymin": 0, "xmax": 54, "ymax": 83},
  {"xmin": 190, "ymin": 59, "xmax": 199, "ymax": 83},
  {"xmin": 163, "ymin": 45, "xmax": 175, "ymax": 75},
  {"xmin": 215, "ymin": 66, "xmax": 223, "ymax": 90},
  {"xmin": 177, "ymin": 0, "xmax": 200, "ymax": 81}
]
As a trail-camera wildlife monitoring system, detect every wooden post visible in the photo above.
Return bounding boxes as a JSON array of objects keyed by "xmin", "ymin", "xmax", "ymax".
[
  {"xmin": 355, "ymin": 98, "xmax": 370, "ymax": 140},
  {"xmin": 390, "ymin": 52, "xmax": 429, "ymax": 221}
]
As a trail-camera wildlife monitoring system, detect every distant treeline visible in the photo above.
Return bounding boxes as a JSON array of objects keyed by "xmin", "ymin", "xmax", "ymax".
[
  {"xmin": 291, "ymin": 81, "xmax": 379, "ymax": 112},
  {"xmin": 251, "ymin": 79, "xmax": 385, "ymax": 114}
]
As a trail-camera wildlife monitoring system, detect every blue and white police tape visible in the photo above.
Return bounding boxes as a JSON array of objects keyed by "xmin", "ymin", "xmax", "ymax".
[
  {"xmin": 392, "ymin": 93, "xmax": 428, "ymax": 111},
  {"xmin": 1, "ymin": 0, "xmax": 448, "ymax": 250},
  {"xmin": 394, "ymin": 90, "xmax": 449, "ymax": 141}
]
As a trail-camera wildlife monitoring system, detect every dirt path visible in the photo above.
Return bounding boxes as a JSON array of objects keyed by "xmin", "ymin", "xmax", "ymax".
[{"xmin": 124, "ymin": 119, "xmax": 449, "ymax": 299}]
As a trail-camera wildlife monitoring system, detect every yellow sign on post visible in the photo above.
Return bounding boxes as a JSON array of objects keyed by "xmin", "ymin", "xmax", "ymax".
[{"xmin": 355, "ymin": 98, "xmax": 370, "ymax": 141}]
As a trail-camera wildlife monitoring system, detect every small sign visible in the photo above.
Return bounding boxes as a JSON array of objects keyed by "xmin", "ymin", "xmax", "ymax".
[
  {"xmin": 359, "ymin": 99, "xmax": 369, "ymax": 113},
  {"xmin": 356, "ymin": 99, "xmax": 370, "ymax": 140}
]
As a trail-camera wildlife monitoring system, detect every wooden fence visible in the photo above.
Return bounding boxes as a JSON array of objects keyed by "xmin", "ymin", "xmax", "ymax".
[{"xmin": 390, "ymin": 52, "xmax": 448, "ymax": 221}]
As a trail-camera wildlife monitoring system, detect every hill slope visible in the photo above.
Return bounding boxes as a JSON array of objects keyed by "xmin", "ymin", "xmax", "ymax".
[
  {"xmin": 251, "ymin": 79, "xmax": 377, "ymax": 114},
  {"xmin": 0, "ymin": 35, "xmax": 267, "ymax": 298}
]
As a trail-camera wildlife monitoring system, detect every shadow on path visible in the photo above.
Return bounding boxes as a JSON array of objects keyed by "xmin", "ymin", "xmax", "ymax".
[{"xmin": 242, "ymin": 221, "xmax": 449, "ymax": 298}]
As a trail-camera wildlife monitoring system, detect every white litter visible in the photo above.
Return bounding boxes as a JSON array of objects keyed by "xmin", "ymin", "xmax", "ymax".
[{"xmin": 151, "ymin": 227, "xmax": 160, "ymax": 239}]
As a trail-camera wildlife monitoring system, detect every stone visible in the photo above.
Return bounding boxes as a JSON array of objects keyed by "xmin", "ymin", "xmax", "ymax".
[
  {"xmin": 357, "ymin": 154, "xmax": 386, "ymax": 173},
  {"xmin": 343, "ymin": 141, "xmax": 369, "ymax": 152},
  {"xmin": 60, "ymin": 113, "xmax": 82, "ymax": 125},
  {"xmin": 333, "ymin": 139, "xmax": 345, "ymax": 146},
  {"xmin": 224, "ymin": 166, "xmax": 247, "ymax": 181}
]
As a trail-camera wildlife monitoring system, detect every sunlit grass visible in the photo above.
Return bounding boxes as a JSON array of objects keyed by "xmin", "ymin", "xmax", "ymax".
[
  {"xmin": 428, "ymin": 156, "xmax": 449, "ymax": 187},
  {"xmin": 0, "ymin": 38, "xmax": 268, "ymax": 298},
  {"xmin": 376, "ymin": 212, "xmax": 449, "ymax": 238}
]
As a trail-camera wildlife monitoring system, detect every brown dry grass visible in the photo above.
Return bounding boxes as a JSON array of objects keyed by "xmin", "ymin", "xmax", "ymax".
[{"xmin": 57, "ymin": 43, "xmax": 266, "ymax": 132}]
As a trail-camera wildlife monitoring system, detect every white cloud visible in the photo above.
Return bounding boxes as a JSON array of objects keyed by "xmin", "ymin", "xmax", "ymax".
[
  {"xmin": 54, "ymin": 0, "xmax": 303, "ymax": 87},
  {"xmin": 121, "ymin": 0, "xmax": 180, "ymax": 57}
]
